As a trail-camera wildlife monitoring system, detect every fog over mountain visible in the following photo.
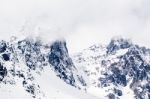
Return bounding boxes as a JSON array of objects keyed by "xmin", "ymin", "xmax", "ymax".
[
  {"xmin": 0, "ymin": 0, "xmax": 150, "ymax": 99},
  {"xmin": 0, "ymin": 0, "xmax": 150, "ymax": 53}
]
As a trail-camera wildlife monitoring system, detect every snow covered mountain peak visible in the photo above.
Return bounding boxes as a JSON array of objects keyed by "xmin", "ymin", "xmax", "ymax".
[
  {"xmin": 106, "ymin": 37, "xmax": 132, "ymax": 54},
  {"xmin": 49, "ymin": 40, "xmax": 86, "ymax": 88},
  {"xmin": 1, "ymin": 36, "xmax": 150, "ymax": 99},
  {"xmin": 72, "ymin": 37, "xmax": 150, "ymax": 99},
  {"xmin": 0, "ymin": 37, "xmax": 93, "ymax": 99}
]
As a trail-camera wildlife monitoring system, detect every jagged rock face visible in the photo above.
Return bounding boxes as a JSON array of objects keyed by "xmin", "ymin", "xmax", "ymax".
[
  {"xmin": 49, "ymin": 41, "xmax": 73, "ymax": 68},
  {"xmin": 73, "ymin": 38, "xmax": 150, "ymax": 99},
  {"xmin": 0, "ymin": 63, "xmax": 7, "ymax": 81},
  {"xmin": 0, "ymin": 40, "xmax": 7, "ymax": 53},
  {"xmin": 49, "ymin": 40, "xmax": 76, "ymax": 86},
  {"xmin": 100, "ymin": 45, "xmax": 150, "ymax": 99},
  {"xmin": 0, "ymin": 38, "xmax": 87, "ymax": 98},
  {"xmin": 107, "ymin": 38, "xmax": 132, "ymax": 54},
  {"xmin": 0, "ymin": 39, "xmax": 47, "ymax": 98},
  {"xmin": 17, "ymin": 39, "xmax": 45, "ymax": 70},
  {"xmin": 48, "ymin": 41, "xmax": 86, "ymax": 87}
]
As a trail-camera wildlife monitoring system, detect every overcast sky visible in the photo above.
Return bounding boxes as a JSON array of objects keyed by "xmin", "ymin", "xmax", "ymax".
[{"xmin": 0, "ymin": 0, "xmax": 150, "ymax": 53}]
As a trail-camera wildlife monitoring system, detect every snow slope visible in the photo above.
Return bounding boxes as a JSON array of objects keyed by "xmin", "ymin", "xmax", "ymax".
[
  {"xmin": 0, "ymin": 66, "xmax": 99, "ymax": 99},
  {"xmin": 0, "ymin": 36, "xmax": 99, "ymax": 99}
]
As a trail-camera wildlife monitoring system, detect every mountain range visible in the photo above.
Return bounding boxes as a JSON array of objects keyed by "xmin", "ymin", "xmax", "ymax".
[{"xmin": 0, "ymin": 36, "xmax": 150, "ymax": 99}]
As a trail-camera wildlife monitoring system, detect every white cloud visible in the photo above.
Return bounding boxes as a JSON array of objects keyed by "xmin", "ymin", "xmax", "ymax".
[{"xmin": 0, "ymin": 0, "xmax": 150, "ymax": 53}]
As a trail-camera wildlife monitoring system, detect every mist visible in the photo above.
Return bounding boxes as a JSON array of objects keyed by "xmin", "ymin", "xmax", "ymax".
[{"xmin": 0, "ymin": 0, "xmax": 150, "ymax": 53}]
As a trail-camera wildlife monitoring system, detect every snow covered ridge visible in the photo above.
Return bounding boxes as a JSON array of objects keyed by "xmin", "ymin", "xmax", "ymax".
[
  {"xmin": 1, "ymin": 36, "xmax": 150, "ymax": 99},
  {"xmin": 0, "ymin": 37, "xmax": 87, "ymax": 99},
  {"xmin": 73, "ymin": 38, "xmax": 150, "ymax": 99}
]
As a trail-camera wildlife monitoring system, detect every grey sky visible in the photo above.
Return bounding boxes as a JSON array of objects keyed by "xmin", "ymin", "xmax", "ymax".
[{"xmin": 0, "ymin": 0, "xmax": 150, "ymax": 53}]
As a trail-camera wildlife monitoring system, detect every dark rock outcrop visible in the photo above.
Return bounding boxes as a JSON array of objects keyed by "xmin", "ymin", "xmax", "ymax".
[{"xmin": 49, "ymin": 40, "xmax": 76, "ymax": 86}]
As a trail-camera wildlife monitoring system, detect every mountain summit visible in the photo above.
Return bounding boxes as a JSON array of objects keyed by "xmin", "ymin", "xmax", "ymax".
[
  {"xmin": 73, "ymin": 37, "xmax": 150, "ymax": 99},
  {"xmin": 0, "ymin": 37, "xmax": 94, "ymax": 99}
]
